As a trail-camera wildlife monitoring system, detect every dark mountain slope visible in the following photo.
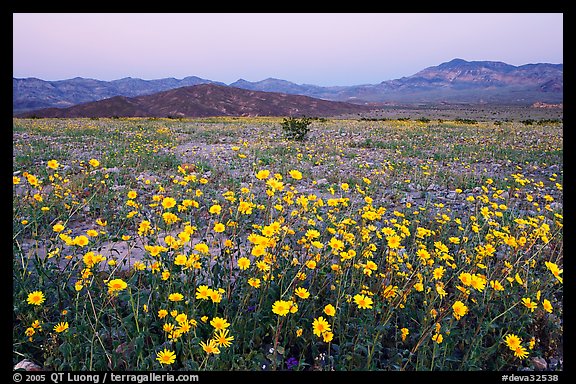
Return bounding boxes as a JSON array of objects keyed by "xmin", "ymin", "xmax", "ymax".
[{"xmin": 18, "ymin": 84, "xmax": 374, "ymax": 118}]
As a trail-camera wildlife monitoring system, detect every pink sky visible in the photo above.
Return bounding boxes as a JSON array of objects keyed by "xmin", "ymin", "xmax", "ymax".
[{"xmin": 13, "ymin": 13, "xmax": 563, "ymax": 86}]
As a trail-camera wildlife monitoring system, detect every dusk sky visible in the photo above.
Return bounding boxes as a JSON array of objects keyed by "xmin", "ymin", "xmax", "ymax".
[{"xmin": 13, "ymin": 13, "xmax": 563, "ymax": 86}]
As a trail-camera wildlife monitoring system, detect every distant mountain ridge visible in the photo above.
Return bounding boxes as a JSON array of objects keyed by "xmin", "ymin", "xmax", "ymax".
[
  {"xmin": 13, "ymin": 76, "xmax": 225, "ymax": 115},
  {"xmin": 13, "ymin": 58, "xmax": 563, "ymax": 115},
  {"xmin": 356, "ymin": 58, "xmax": 563, "ymax": 104},
  {"xmin": 16, "ymin": 83, "xmax": 374, "ymax": 118}
]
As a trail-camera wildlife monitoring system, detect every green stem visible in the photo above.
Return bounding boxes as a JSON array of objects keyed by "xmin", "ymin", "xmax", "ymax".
[
  {"xmin": 85, "ymin": 289, "xmax": 113, "ymax": 367},
  {"xmin": 430, "ymin": 341, "xmax": 437, "ymax": 370},
  {"xmin": 488, "ymin": 301, "xmax": 519, "ymax": 325},
  {"xmin": 128, "ymin": 286, "xmax": 140, "ymax": 333}
]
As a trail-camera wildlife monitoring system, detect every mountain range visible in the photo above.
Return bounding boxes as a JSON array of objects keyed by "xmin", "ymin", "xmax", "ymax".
[
  {"xmin": 14, "ymin": 58, "xmax": 563, "ymax": 117},
  {"xmin": 17, "ymin": 84, "xmax": 374, "ymax": 118}
]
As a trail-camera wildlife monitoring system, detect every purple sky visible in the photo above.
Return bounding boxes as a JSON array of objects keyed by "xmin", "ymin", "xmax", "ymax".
[{"xmin": 13, "ymin": 13, "xmax": 563, "ymax": 86}]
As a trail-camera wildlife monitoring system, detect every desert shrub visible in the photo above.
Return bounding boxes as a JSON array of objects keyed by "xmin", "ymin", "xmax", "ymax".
[
  {"xmin": 455, "ymin": 118, "xmax": 478, "ymax": 124},
  {"xmin": 281, "ymin": 117, "xmax": 312, "ymax": 141}
]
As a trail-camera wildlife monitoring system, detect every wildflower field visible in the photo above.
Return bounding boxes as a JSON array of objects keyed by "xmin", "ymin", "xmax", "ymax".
[{"xmin": 13, "ymin": 115, "xmax": 563, "ymax": 371}]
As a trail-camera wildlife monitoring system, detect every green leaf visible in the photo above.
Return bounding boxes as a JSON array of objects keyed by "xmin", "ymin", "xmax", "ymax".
[
  {"xmin": 134, "ymin": 335, "xmax": 145, "ymax": 354},
  {"xmin": 59, "ymin": 341, "xmax": 71, "ymax": 356}
]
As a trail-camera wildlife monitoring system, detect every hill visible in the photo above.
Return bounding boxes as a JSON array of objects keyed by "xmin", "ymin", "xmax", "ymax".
[
  {"xmin": 13, "ymin": 76, "xmax": 224, "ymax": 115},
  {"xmin": 17, "ymin": 84, "xmax": 374, "ymax": 118}
]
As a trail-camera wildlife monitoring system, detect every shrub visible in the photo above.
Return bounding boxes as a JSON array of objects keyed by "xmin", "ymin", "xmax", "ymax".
[
  {"xmin": 281, "ymin": 117, "xmax": 312, "ymax": 141},
  {"xmin": 455, "ymin": 118, "xmax": 478, "ymax": 124}
]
